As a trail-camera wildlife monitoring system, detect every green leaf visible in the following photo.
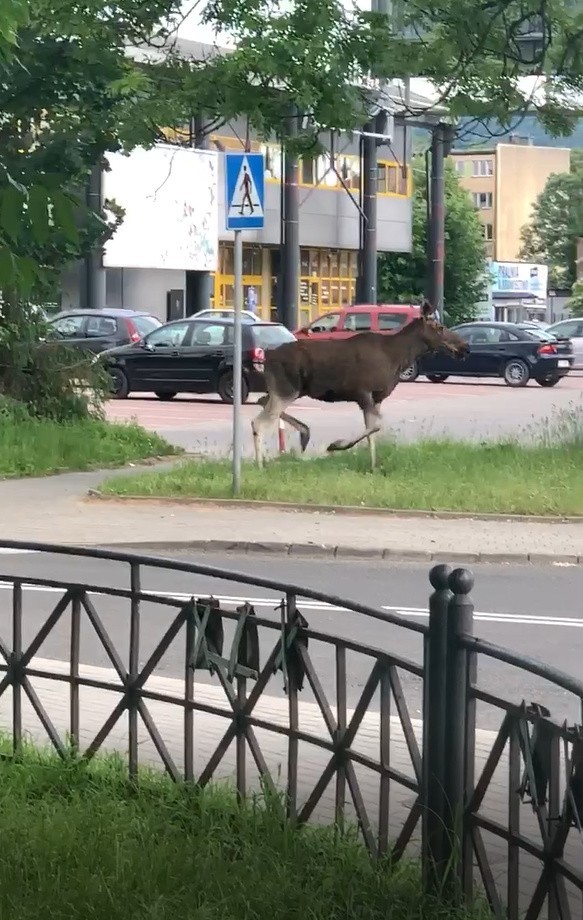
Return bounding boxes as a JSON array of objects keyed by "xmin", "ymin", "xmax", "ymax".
[
  {"xmin": 0, "ymin": 246, "xmax": 17, "ymax": 287},
  {"xmin": 0, "ymin": 184, "xmax": 24, "ymax": 242},
  {"xmin": 27, "ymin": 186, "xmax": 50, "ymax": 244},
  {"xmin": 51, "ymin": 191, "xmax": 79, "ymax": 244}
]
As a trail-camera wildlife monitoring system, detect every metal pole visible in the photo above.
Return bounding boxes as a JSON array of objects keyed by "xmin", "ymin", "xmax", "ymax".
[
  {"xmin": 85, "ymin": 162, "xmax": 107, "ymax": 309},
  {"xmin": 188, "ymin": 115, "xmax": 211, "ymax": 313},
  {"xmin": 232, "ymin": 230, "xmax": 243, "ymax": 495},
  {"xmin": 281, "ymin": 108, "xmax": 300, "ymax": 330},
  {"xmin": 429, "ymin": 126, "xmax": 445, "ymax": 317},
  {"xmin": 359, "ymin": 127, "xmax": 378, "ymax": 303}
]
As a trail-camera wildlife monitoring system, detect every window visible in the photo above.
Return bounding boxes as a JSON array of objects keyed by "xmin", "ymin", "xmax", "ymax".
[
  {"xmin": 550, "ymin": 321, "xmax": 583, "ymax": 338},
  {"xmin": 132, "ymin": 315, "xmax": 161, "ymax": 337},
  {"xmin": 251, "ymin": 325, "xmax": 296, "ymax": 349},
  {"xmin": 343, "ymin": 312, "xmax": 372, "ymax": 332},
  {"xmin": 378, "ymin": 312, "xmax": 408, "ymax": 331},
  {"xmin": 473, "ymin": 192, "xmax": 493, "ymax": 209},
  {"xmin": 50, "ymin": 314, "xmax": 85, "ymax": 337},
  {"xmin": 191, "ymin": 322, "xmax": 230, "ymax": 346},
  {"xmin": 467, "ymin": 326, "xmax": 518, "ymax": 344},
  {"xmin": 146, "ymin": 322, "xmax": 190, "ymax": 348},
  {"xmin": 472, "ymin": 159, "xmax": 493, "ymax": 177},
  {"xmin": 310, "ymin": 312, "xmax": 341, "ymax": 333},
  {"xmin": 86, "ymin": 316, "xmax": 117, "ymax": 337},
  {"xmin": 483, "ymin": 223, "xmax": 494, "ymax": 241},
  {"xmin": 454, "ymin": 160, "xmax": 465, "ymax": 174}
]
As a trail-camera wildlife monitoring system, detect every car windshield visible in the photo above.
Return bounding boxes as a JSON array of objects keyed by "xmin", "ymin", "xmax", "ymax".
[
  {"xmin": 251, "ymin": 324, "xmax": 296, "ymax": 349},
  {"xmin": 132, "ymin": 315, "xmax": 161, "ymax": 337}
]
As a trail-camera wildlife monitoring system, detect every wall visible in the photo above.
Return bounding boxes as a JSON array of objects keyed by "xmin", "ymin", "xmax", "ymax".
[
  {"xmin": 450, "ymin": 152, "xmax": 495, "ymax": 258},
  {"xmin": 495, "ymin": 144, "xmax": 571, "ymax": 262},
  {"xmin": 211, "ymin": 119, "xmax": 412, "ymax": 253}
]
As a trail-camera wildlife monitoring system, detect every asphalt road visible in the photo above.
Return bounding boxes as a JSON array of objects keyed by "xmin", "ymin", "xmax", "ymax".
[
  {"xmin": 0, "ymin": 548, "xmax": 582, "ymax": 730},
  {"xmin": 105, "ymin": 376, "xmax": 583, "ymax": 454}
]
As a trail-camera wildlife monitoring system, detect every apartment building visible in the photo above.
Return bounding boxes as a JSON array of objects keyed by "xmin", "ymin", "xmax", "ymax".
[{"xmin": 450, "ymin": 139, "xmax": 571, "ymax": 262}]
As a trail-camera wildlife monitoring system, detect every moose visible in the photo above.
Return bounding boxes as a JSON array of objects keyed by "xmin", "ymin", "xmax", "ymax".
[{"xmin": 251, "ymin": 300, "xmax": 469, "ymax": 471}]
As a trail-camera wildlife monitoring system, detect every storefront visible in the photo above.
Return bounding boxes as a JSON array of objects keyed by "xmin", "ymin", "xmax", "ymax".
[
  {"xmin": 212, "ymin": 243, "xmax": 359, "ymax": 325},
  {"xmin": 490, "ymin": 261, "xmax": 548, "ymax": 323}
]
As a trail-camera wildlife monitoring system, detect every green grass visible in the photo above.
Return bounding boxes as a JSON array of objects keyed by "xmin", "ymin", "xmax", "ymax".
[
  {"xmin": 0, "ymin": 745, "xmax": 489, "ymax": 920},
  {"xmin": 0, "ymin": 411, "xmax": 179, "ymax": 477},
  {"xmin": 101, "ymin": 438, "xmax": 583, "ymax": 516}
]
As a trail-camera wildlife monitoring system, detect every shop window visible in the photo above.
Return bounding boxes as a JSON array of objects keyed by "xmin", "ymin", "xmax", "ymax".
[{"xmin": 387, "ymin": 164, "xmax": 397, "ymax": 194}]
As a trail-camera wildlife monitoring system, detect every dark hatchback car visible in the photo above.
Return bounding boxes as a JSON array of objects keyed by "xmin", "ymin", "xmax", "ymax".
[
  {"xmin": 400, "ymin": 321, "xmax": 574, "ymax": 387},
  {"xmin": 47, "ymin": 309, "xmax": 161, "ymax": 353},
  {"xmin": 98, "ymin": 316, "xmax": 296, "ymax": 402}
]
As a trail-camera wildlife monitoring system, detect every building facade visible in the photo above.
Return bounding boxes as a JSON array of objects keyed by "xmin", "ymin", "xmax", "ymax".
[
  {"xmin": 450, "ymin": 139, "xmax": 571, "ymax": 262},
  {"xmin": 62, "ymin": 115, "xmax": 414, "ymax": 327}
]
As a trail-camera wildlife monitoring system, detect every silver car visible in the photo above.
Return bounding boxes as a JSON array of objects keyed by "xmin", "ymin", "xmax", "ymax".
[{"xmin": 546, "ymin": 318, "xmax": 583, "ymax": 369}]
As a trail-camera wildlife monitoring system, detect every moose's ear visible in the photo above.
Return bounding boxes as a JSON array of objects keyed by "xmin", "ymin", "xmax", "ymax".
[{"xmin": 421, "ymin": 298, "xmax": 434, "ymax": 319}]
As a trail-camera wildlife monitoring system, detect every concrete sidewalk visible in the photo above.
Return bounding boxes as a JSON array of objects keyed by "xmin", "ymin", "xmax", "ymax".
[
  {"xmin": 2, "ymin": 655, "xmax": 578, "ymax": 917},
  {"xmin": 0, "ymin": 467, "xmax": 581, "ymax": 563}
]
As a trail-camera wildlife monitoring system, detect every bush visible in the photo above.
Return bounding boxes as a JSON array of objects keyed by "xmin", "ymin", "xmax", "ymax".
[{"xmin": 0, "ymin": 306, "xmax": 110, "ymax": 422}]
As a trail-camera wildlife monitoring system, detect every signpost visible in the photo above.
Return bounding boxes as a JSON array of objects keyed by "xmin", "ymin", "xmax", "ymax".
[{"xmin": 224, "ymin": 152, "xmax": 265, "ymax": 495}]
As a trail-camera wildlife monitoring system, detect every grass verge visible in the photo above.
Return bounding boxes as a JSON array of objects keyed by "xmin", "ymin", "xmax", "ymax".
[
  {"xmin": 101, "ymin": 438, "xmax": 583, "ymax": 516},
  {"xmin": 0, "ymin": 745, "xmax": 489, "ymax": 920},
  {"xmin": 0, "ymin": 405, "xmax": 179, "ymax": 477}
]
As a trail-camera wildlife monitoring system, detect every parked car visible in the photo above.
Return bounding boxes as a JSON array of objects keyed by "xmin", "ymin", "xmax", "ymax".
[
  {"xmin": 294, "ymin": 304, "xmax": 420, "ymax": 340},
  {"xmin": 545, "ymin": 317, "xmax": 583, "ymax": 369},
  {"xmin": 400, "ymin": 321, "xmax": 574, "ymax": 387},
  {"xmin": 47, "ymin": 309, "xmax": 161, "ymax": 354},
  {"xmin": 194, "ymin": 308, "xmax": 259, "ymax": 323},
  {"xmin": 517, "ymin": 320, "xmax": 549, "ymax": 331},
  {"xmin": 97, "ymin": 317, "xmax": 296, "ymax": 402}
]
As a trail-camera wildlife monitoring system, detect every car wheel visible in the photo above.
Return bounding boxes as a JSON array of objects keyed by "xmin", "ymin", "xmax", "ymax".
[
  {"xmin": 218, "ymin": 371, "xmax": 250, "ymax": 404},
  {"xmin": 503, "ymin": 359, "xmax": 530, "ymax": 388},
  {"xmin": 426, "ymin": 374, "xmax": 449, "ymax": 383},
  {"xmin": 110, "ymin": 368, "xmax": 129, "ymax": 399},
  {"xmin": 535, "ymin": 376, "xmax": 561, "ymax": 388},
  {"xmin": 399, "ymin": 361, "xmax": 419, "ymax": 383},
  {"xmin": 155, "ymin": 391, "xmax": 177, "ymax": 401}
]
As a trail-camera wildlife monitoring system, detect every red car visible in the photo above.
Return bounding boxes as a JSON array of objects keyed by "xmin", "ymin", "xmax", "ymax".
[{"xmin": 294, "ymin": 304, "xmax": 420, "ymax": 340}]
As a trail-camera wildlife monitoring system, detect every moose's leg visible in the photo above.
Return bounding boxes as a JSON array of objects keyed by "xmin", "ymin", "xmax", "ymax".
[
  {"xmin": 251, "ymin": 393, "xmax": 301, "ymax": 467},
  {"xmin": 326, "ymin": 398, "xmax": 382, "ymax": 469}
]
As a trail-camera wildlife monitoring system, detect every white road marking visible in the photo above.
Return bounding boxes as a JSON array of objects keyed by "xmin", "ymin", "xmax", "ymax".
[
  {"xmin": 0, "ymin": 549, "xmax": 39, "ymax": 555},
  {"xmin": 0, "ymin": 582, "xmax": 579, "ymax": 629}
]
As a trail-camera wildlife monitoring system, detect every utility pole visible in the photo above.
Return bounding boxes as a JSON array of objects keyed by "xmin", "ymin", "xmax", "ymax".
[
  {"xmin": 356, "ymin": 126, "xmax": 378, "ymax": 303},
  {"xmin": 356, "ymin": 0, "xmax": 392, "ymax": 304},
  {"xmin": 280, "ymin": 107, "xmax": 300, "ymax": 329},
  {"xmin": 186, "ymin": 115, "xmax": 212, "ymax": 315},
  {"xmin": 428, "ymin": 123, "xmax": 454, "ymax": 319},
  {"xmin": 84, "ymin": 162, "xmax": 107, "ymax": 309}
]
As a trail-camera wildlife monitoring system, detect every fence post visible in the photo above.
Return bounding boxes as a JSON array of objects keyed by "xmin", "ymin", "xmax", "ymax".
[
  {"xmin": 443, "ymin": 567, "xmax": 475, "ymax": 902},
  {"xmin": 423, "ymin": 563, "xmax": 452, "ymax": 893}
]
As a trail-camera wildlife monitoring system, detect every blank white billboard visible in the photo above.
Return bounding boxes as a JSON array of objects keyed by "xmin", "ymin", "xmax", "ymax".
[{"xmin": 102, "ymin": 144, "xmax": 218, "ymax": 271}]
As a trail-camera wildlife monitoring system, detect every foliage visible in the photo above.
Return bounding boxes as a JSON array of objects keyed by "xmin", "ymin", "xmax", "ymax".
[
  {"xmin": 378, "ymin": 159, "xmax": 486, "ymax": 325},
  {"xmin": 0, "ymin": 743, "xmax": 491, "ymax": 920},
  {"xmin": 0, "ymin": 394, "xmax": 177, "ymax": 477},
  {"xmin": 566, "ymin": 279, "xmax": 583, "ymax": 315},
  {"xmin": 519, "ymin": 149, "xmax": 583, "ymax": 289}
]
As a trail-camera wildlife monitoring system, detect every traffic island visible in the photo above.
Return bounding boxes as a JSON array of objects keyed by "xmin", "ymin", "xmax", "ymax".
[{"xmin": 98, "ymin": 438, "xmax": 583, "ymax": 518}]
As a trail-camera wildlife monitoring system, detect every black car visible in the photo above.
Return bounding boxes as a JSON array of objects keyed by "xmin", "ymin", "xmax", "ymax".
[
  {"xmin": 400, "ymin": 322, "xmax": 574, "ymax": 387},
  {"xmin": 47, "ymin": 309, "xmax": 161, "ymax": 353},
  {"xmin": 98, "ymin": 316, "xmax": 297, "ymax": 402}
]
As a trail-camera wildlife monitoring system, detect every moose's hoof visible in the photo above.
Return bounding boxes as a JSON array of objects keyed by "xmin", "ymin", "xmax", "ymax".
[
  {"xmin": 300, "ymin": 431, "xmax": 310, "ymax": 453},
  {"xmin": 326, "ymin": 439, "xmax": 344, "ymax": 453}
]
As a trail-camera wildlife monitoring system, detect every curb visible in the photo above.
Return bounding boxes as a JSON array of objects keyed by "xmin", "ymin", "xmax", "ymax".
[
  {"xmin": 86, "ymin": 491, "xmax": 583, "ymax": 525},
  {"xmin": 99, "ymin": 538, "xmax": 583, "ymax": 567}
]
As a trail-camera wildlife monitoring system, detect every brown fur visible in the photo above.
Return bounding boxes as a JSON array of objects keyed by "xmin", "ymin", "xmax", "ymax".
[{"xmin": 251, "ymin": 300, "xmax": 469, "ymax": 469}]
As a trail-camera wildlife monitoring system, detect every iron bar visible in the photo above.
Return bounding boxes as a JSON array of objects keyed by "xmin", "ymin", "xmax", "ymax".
[
  {"xmin": 11, "ymin": 581, "xmax": 22, "ymax": 754},
  {"xmin": 287, "ymin": 593, "xmax": 299, "ymax": 821},
  {"xmin": 335, "ymin": 645, "xmax": 347, "ymax": 833},
  {"xmin": 70, "ymin": 590, "xmax": 81, "ymax": 750},
  {"xmin": 128, "ymin": 562, "xmax": 141, "ymax": 777}
]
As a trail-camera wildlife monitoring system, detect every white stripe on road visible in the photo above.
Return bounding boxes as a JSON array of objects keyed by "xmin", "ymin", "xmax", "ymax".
[
  {"xmin": 0, "ymin": 549, "xmax": 39, "ymax": 555},
  {"xmin": 0, "ymin": 582, "xmax": 579, "ymax": 629}
]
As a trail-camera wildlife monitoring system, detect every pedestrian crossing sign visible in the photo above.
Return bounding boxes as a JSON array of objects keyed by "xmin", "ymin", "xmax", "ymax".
[{"xmin": 225, "ymin": 152, "xmax": 265, "ymax": 231}]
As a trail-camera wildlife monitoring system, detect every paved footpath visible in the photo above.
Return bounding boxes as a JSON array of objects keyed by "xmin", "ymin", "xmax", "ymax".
[
  {"xmin": 0, "ymin": 466, "xmax": 581, "ymax": 563},
  {"xmin": 3, "ymin": 656, "xmax": 578, "ymax": 917}
]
